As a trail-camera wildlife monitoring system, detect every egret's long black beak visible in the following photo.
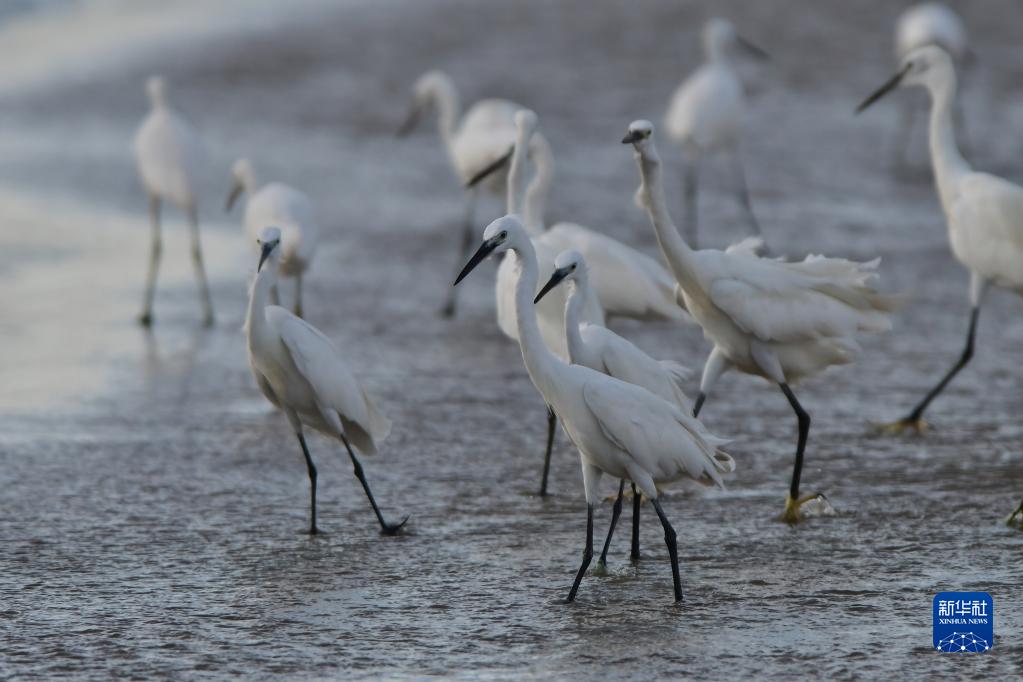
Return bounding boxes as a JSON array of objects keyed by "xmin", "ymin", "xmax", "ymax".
[
  {"xmin": 856, "ymin": 63, "xmax": 912, "ymax": 114},
  {"xmin": 534, "ymin": 266, "xmax": 571, "ymax": 304},
  {"xmin": 621, "ymin": 130, "xmax": 644, "ymax": 144},
  {"xmin": 736, "ymin": 35, "xmax": 769, "ymax": 61},
  {"xmin": 396, "ymin": 102, "xmax": 421, "ymax": 138},
  {"xmin": 225, "ymin": 182, "xmax": 243, "ymax": 212},
  {"xmin": 466, "ymin": 146, "xmax": 513, "ymax": 188},
  {"xmin": 454, "ymin": 237, "xmax": 500, "ymax": 285},
  {"xmin": 257, "ymin": 242, "xmax": 275, "ymax": 272}
]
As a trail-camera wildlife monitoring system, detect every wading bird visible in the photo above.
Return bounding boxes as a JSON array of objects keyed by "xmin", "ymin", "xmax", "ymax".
[
  {"xmin": 534, "ymin": 249, "xmax": 695, "ymax": 566},
  {"xmin": 891, "ymin": 3, "xmax": 970, "ymax": 166},
  {"xmin": 397, "ymin": 70, "xmax": 546, "ymax": 318},
  {"xmin": 624, "ymin": 120, "xmax": 899, "ymax": 523},
  {"xmin": 455, "ymin": 214, "xmax": 734, "ymax": 603},
  {"xmin": 664, "ymin": 18, "xmax": 767, "ymax": 247},
  {"xmin": 132, "ymin": 75, "xmax": 214, "ymax": 327},
  {"xmin": 246, "ymin": 227, "xmax": 406, "ymax": 536},
  {"xmin": 857, "ymin": 46, "xmax": 1023, "ymax": 524},
  {"xmin": 226, "ymin": 158, "xmax": 318, "ymax": 317}
]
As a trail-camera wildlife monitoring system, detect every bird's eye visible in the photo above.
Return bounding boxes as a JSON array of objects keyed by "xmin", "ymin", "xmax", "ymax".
[
  {"xmin": 500, "ymin": 230, "xmax": 508, "ymax": 239},
  {"xmin": 570, "ymin": 264, "xmax": 577, "ymax": 271},
  {"xmin": 256, "ymin": 239, "xmax": 262, "ymax": 245}
]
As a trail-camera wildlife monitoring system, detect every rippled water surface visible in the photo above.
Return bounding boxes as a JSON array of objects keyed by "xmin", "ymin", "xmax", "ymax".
[{"xmin": 2, "ymin": 0, "xmax": 1022, "ymax": 678}]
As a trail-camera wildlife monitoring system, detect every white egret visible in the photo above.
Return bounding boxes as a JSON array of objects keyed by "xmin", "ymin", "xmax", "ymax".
[
  {"xmin": 624, "ymin": 120, "xmax": 899, "ymax": 523},
  {"xmin": 454, "ymin": 214, "xmax": 734, "ymax": 603},
  {"xmin": 535, "ymin": 249, "xmax": 695, "ymax": 566},
  {"xmin": 397, "ymin": 70, "xmax": 546, "ymax": 317},
  {"xmin": 132, "ymin": 75, "xmax": 214, "ymax": 327},
  {"xmin": 226, "ymin": 158, "xmax": 319, "ymax": 317},
  {"xmin": 246, "ymin": 227, "xmax": 406, "ymax": 536},
  {"xmin": 891, "ymin": 3, "xmax": 970, "ymax": 165},
  {"xmin": 858, "ymin": 48, "xmax": 1023, "ymax": 525},
  {"xmin": 663, "ymin": 18, "xmax": 768, "ymax": 247}
]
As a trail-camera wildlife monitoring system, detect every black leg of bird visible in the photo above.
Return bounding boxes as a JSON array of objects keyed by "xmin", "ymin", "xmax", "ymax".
[
  {"xmin": 597, "ymin": 480, "xmax": 625, "ymax": 567},
  {"xmin": 296, "ymin": 432, "xmax": 319, "ymax": 535},
  {"xmin": 186, "ymin": 204, "xmax": 214, "ymax": 327},
  {"xmin": 901, "ymin": 307, "xmax": 980, "ymax": 423},
  {"xmin": 651, "ymin": 498, "xmax": 683, "ymax": 602},
  {"xmin": 440, "ymin": 189, "xmax": 478, "ymax": 318},
  {"xmin": 340, "ymin": 434, "xmax": 408, "ymax": 535},
  {"xmin": 566, "ymin": 503, "xmax": 594, "ymax": 603},
  {"xmin": 540, "ymin": 406, "xmax": 556, "ymax": 496},
  {"xmin": 630, "ymin": 482, "xmax": 641, "ymax": 563},
  {"xmin": 780, "ymin": 383, "xmax": 811, "ymax": 504},
  {"xmin": 731, "ymin": 152, "xmax": 762, "ymax": 239},
  {"xmin": 139, "ymin": 195, "xmax": 162, "ymax": 326},
  {"xmin": 692, "ymin": 392, "xmax": 707, "ymax": 419}
]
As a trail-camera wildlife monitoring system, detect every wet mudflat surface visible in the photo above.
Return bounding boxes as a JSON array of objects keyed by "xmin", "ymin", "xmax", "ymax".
[{"xmin": 1, "ymin": 0, "xmax": 1022, "ymax": 678}]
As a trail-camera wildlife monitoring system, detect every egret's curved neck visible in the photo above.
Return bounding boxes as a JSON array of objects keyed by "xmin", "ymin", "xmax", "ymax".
[
  {"xmin": 507, "ymin": 128, "xmax": 530, "ymax": 219},
  {"xmin": 430, "ymin": 79, "xmax": 461, "ymax": 155},
  {"xmin": 511, "ymin": 243, "xmax": 563, "ymax": 395},
  {"xmin": 705, "ymin": 37, "xmax": 730, "ymax": 65},
  {"xmin": 636, "ymin": 145, "xmax": 699, "ymax": 285},
  {"xmin": 523, "ymin": 136, "xmax": 554, "ymax": 236},
  {"xmin": 926, "ymin": 70, "xmax": 970, "ymax": 210},
  {"xmin": 564, "ymin": 280, "xmax": 588, "ymax": 365},
  {"xmin": 245, "ymin": 264, "xmax": 277, "ymax": 340}
]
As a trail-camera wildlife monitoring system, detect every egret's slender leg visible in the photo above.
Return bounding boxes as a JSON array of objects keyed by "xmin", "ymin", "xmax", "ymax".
[
  {"xmin": 651, "ymin": 498, "xmax": 683, "ymax": 602},
  {"xmin": 440, "ymin": 188, "xmax": 478, "ymax": 318},
  {"xmin": 186, "ymin": 205, "xmax": 215, "ymax": 327},
  {"xmin": 779, "ymin": 383, "xmax": 820, "ymax": 524},
  {"xmin": 139, "ymin": 195, "xmax": 162, "ymax": 326},
  {"xmin": 539, "ymin": 406, "xmax": 556, "ymax": 496},
  {"xmin": 879, "ymin": 307, "xmax": 980, "ymax": 435},
  {"xmin": 294, "ymin": 272, "xmax": 304, "ymax": 318},
  {"xmin": 339, "ymin": 434, "xmax": 407, "ymax": 535},
  {"xmin": 630, "ymin": 482, "xmax": 641, "ymax": 563},
  {"xmin": 731, "ymin": 151, "xmax": 762, "ymax": 239},
  {"xmin": 597, "ymin": 480, "xmax": 625, "ymax": 568},
  {"xmin": 296, "ymin": 432, "xmax": 319, "ymax": 535},
  {"xmin": 683, "ymin": 156, "xmax": 699, "ymax": 248},
  {"xmin": 1007, "ymin": 499, "xmax": 1023, "ymax": 528},
  {"xmin": 565, "ymin": 503, "xmax": 594, "ymax": 603}
]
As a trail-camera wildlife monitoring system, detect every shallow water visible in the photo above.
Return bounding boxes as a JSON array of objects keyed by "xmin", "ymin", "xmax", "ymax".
[{"xmin": 1, "ymin": 0, "xmax": 1022, "ymax": 678}]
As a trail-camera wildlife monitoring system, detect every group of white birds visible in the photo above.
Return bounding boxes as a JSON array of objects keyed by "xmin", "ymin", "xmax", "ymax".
[{"xmin": 129, "ymin": 3, "xmax": 1023, "ymax": 604}]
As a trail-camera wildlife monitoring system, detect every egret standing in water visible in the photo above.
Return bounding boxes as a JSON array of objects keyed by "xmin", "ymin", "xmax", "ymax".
[
  {"xmin": 397, "ymin": 70, "xmax": 545, "ymax": 317},
  {"xmin": 246, "ymin": 227, "xmax": 406, "ymax": 536},
  {"xmin": 132, "ymin": 75, "xmax": 214, "ymax": 327},
  {"xmin": 891, "ymin": 3, "xmax": 970, "ymax": 166},
  {"xmin": 624, "ymin": 120, "xmax": 899, "ymax": 523},
  {"xmin": 663, "ymin": 18, "xmax": 768, "ymax": 247},
  {"xmin": 455, "ymin": 214, "xmax": 734, "ymax": 603},
  {"xmin": 857, "ymin": 47, "xmax": 1023, "ymax": 524},
  {"xmin": 534, "ymin": 249, "xmax": 695, "ymax": 566},
  {"xmin": 227, "ymin": 158, "xmax": 318, "ymax": 317}
]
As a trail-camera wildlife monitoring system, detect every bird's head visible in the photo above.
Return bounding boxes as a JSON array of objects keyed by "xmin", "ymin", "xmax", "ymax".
[
  {"xmin": 622, "ymin": 119, "xmax": 655, "ymax": 150},
  {"xmin": 453, "ymin": 215, "xmax": 525, "ymax": 286},
  {"xmin": 397, "ymin": 70, "xmax": 452, "ymax": 137},
  {"xmin": 704, "ymin": 18, "xmax": 768, "ymax": 61},
  {"xmin": 226, "ymin": 158, "xmax": 256, "ymax": 212},
  {"xmin": 256, "ymin": 226, "xmax": 283, "ymax": 272},
  {"xmin": 514, "ymin": 109, "xmax": 538, "ymax": 137},
  {"xmin": 145, "ymin": 75, "xmax": 167, "ymax": 107},
  {"xmin": 857, "ymin": 45, "xmax": 953, "ymax": 113},
  {"xmin": 534, "ymin": 250, "xmax": 586, "ymax": 304}
]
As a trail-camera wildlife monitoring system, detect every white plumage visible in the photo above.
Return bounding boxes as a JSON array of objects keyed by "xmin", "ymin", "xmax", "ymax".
[
  {"xmin": 624, "ymin": 119, "xmax": 898, "ymax": 523},
  {"xmin": 895, "ymin": 3, "xmax": 967, "ymax": 61},
  {"xmin": 246, "ymin": 227, "xmax": 404, "ymax": 536},
  {"xmin": 228, "ymin": 158, "xmax": 318, "ymax": 316},
  {"xmin": 131, "ymin": 75, "xmax": 214, "ymax": 326},
  {"xmin": 454, "ymin": 215, "xmax": 733, "ymax": 602}
]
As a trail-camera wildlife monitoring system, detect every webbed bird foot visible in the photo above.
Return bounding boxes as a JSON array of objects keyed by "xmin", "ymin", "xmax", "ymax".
[
  {"xmin": 873, "ymin": 416, "xmax": 930, "ymax": 435},
  {"xmin": 779, "ymin": 492, "xmax": 827, "ymax": 525}
]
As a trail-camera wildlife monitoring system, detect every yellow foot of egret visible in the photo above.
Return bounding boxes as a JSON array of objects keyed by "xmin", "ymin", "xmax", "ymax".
[
  {"xmin": 604, "ymin": 488, "xmax": 639, "ymax": 503},
  {"xmin": 779, "ymin": 492, "xmax": 826, "ymax": 524},
  {"xmin": 873, "ymin": 417, "xmax": 929, "ymax": 435}
]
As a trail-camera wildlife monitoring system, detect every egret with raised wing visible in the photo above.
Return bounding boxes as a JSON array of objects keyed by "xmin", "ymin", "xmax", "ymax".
[
  {"xmin": 246, "ymin": 227, "xmax": 406, "ymax": 536},
  {"xmin": 624, "ymin": 120, "xmax": 899, "ymax": 523},
  {"xmin": 535, "ymin": 249, "xmax": 695, "ymax": 566},
  {"xmin": 132, "ymin": 75, "xmax": 214, "ymax": 327},
  {"xmin": 664, "ymin": 18, "xmax": 767, "ymax": 247},
  {"xmin": 455, "ymin": 214, "xmax": 734, "ymax": 603},
  {"xmin": 227, "ymin": 158, "xmax": 318, "ymax": 317},
  {"xmin": 398, "ymin": 70, "xmax": 545, "ymax": 317}
]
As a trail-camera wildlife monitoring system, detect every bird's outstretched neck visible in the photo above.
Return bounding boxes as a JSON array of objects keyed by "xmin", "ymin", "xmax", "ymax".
[
  {"xmin": 635, "ymin": 144, "xmax": 699, "ymax": 287},
  {"xmin": 510, "ymin": 241, "xmax": 562, "ymax": 396},
  {"xmin": 246, "ymin": 264, "xmax": 278, "ymax": 339},
  {"xmin": 926, "ymin": 69, "xmax": 970, "ymax": 212}
]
